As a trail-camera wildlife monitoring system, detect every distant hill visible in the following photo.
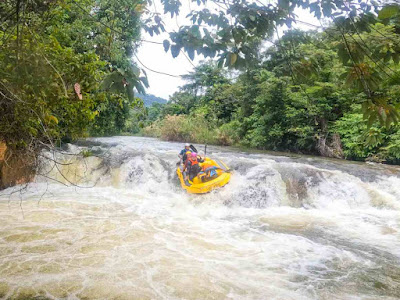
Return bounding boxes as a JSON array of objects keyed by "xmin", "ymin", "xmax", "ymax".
[{"xmin": 137, "ymin": 93, "xmax": 167, "ymax": 107}]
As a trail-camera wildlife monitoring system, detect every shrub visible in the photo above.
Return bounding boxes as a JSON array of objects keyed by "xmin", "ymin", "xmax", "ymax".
[
  {"xmin": 334, "ymin": 110, "xmax": 400, "ymax": 163},
  {"xmin": 141, "ymin": 122, "xmax": 162, "ymax": 138},
  {"xmin": 159, "ymin": 115, "xmax": 193, "ymax": 142},
  {"xmin": 381, "ymin": 128, "xmax": 400, "ymax": 164},
  {"xmin": 217, "ymin": 120, "xmax": 241, "ymax": 146},
  {"xmin": 334, "ymin": 112, "xmax": 376, "ymax": 160},
  {"xmin": 142, "ymin": 114, "xmax": 219, "ymax": 144}
]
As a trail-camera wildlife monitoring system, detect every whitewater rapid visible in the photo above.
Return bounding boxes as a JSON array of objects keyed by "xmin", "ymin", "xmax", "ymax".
[{"xmin": 0, "ymin": 136, "xmax": 399, "ymax": 299}]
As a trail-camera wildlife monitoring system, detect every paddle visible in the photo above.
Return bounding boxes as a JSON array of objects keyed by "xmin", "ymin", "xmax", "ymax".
[{"xmin": 190, "ymin": 144, "xmax": 198, "ymax": 153}]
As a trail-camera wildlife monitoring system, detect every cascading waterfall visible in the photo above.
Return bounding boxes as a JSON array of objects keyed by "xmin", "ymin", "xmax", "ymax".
[{"xmin": 0, "ymin": 136, "xmax": 399, "ymax": 299}]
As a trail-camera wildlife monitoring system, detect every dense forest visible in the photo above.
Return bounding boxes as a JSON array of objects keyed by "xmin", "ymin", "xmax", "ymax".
[
  {"xmin": 0, "ymin": 0, "xmax": 150, "ymax": 146},
  {"xmin": 1, "ymin": 0, "xmax": 400, "ymax": 182},
  {"xmin": 143, "ymin": 24, "xmax": 400, "ymax": 163},
  {"xmin": 142, "ymin": 5, "xmax": 400, "ymax": 163}
]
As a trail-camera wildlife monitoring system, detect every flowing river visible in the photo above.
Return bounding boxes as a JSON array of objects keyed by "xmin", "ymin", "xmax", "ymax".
[{"xmin": 0, "ymin": 136, "xmax": 400, "ymax": 299}]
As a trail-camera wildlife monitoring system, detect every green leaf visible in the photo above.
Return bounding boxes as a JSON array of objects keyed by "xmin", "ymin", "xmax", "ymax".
[
  {"xmin": 378, "ymin": 5, "xmax": 400, "ymax": 19},
  {"xmin": 48, "ymin": 115, "xmax": 59, "ymax": 124},
  {"xmin": 187, "ymin": 47, "xmax": 195, "ymax": 60},
  {"xmin": 100, "ymin": 72, "xmax": 124, "ymax": 91},
  {"xmin": 217, "ymin": 58, "xmax": 224, "ymax": 68},
  {"xmin": 140, "ymin": 76, "xmax": 149, "ymax": 88},
  {"xmin": 393, "ymin": 53, "xmax": 400, "ymax": 65},
  {"xmin": 367, "ymin": 114, "xmax": 376, "ymax": 128},
  {"xmin": 385, "ymin": 115, "xmax": 392, "ymax": 129},
  {"xmin": 131, "ymin": 64, "xmax": 140, "ymax": 77},
  {"xmin": 108, "ymin": 81, "xmax": 125, "ymax": 94},
  {"xmin": 135, "ymin": 81, "xmax": 146, "ymax": 94},
  {"xmin": 163, "ymin": 39, "xmax": 170, "ymax": 52},
  {"xmin": 117, "ymin": 68, "xmax": 126, "ymax": 77},
  {"xmin": 126, "ymin": 87, "xmax": 134, "ymax": 102},
  {"xmin": 230, "ymin": 53, "xmax": 237, "ymax": 66},
  {"xmin": 337, "ymin": 44, "xmax": 350, "ymax": 64},
  {"xmin": 171, "ymin": 45, "xmax": 180, "ymax": 58}
]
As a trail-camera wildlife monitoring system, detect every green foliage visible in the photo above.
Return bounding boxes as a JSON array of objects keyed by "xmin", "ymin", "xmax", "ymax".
[
  {"xmin": 145, "ymin": 114, "xmax": 217, "ymax": 144},
  {"xmin": 384, "ymin": 130, "xmax": 400, "ymax": 162},
  {"xmin": 1, "ymin": 14, "xmax": 102, "ymax": 148},
  {"xmin": 146, "ymin": 103, "xmax": 165, "ymax": 123},
  {"xmin": 80, "ymin": 149, "xmax": 93, "ymax": 158},
  {"xmin": 379, "ymin": 5, "xmax": 400, "ymax": 20},
  {"xmin": 153, "ymin": 0, "xmax": 384, "ymax": 68},
  {"xmin": 334, "ymin": 112, "xmax": 373, "ymax": 159},
  {"xmin": 217, "ymin": 120, "xmax": 242, "ymax": 146},
  {"xmin": 142, "ymin": 113, "xmax": 242, "ymax": 146},
  {"xmin": 142, "ymin": 23, "xmax": 400, "ymax": 164},
  {"xmin": 167, "ymin": 92, "xmax": 196, "ymax": 115},
  {"xmin": 335, "ymin": 109, "xmax": 400, "ymax": 163},
  {"xmin": 244, "ymin": 76, "xmax": 290, "ymax": 150},
  {"xmin": 0, "ymin": 0, "xmax": 144, "ymax": 152},
  {"xmin": 141, "ymin": 0, "xmax": 400, "ymax": 128}
]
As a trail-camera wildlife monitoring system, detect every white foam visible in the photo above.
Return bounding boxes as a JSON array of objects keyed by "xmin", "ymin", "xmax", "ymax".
[{"xmin": 0, "ymin": 136, "xmax": 399, "ymax": 299}]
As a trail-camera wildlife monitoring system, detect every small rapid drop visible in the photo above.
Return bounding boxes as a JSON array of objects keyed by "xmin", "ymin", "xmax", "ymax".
[{"xmin": 0, "ymin": 136, "xmax": 399, "ymax": 299}]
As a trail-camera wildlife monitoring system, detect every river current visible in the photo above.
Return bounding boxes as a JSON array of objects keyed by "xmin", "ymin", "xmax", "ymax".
[{"xmin": 0, "ymin": 136, "xmax": 399, "ymax": 299}]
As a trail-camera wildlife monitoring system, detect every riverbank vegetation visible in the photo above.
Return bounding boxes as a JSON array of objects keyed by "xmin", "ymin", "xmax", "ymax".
[
  {"xmin": 142, "ymin": 12, "xmax": 400, "ymax": 163},
  {"xmin": 0, "ymin": 0, "xmax": 148, "ymax": 186},
  {"xmin": 1, "ymin": 0, "xmax": 151, "ymax": 143}
]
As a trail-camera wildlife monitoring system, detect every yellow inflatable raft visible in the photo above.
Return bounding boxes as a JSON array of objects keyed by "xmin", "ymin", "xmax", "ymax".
[{"xmin": 176, "ymin": 157, "xmax": 231, "ymax": 194}]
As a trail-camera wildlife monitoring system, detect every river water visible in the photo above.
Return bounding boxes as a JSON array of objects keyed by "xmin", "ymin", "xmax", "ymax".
[{"xmin": 0, "ymin": 136, "xmax": 399, "ymax": 299}]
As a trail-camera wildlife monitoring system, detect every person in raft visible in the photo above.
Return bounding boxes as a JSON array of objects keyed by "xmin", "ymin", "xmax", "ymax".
[
  {"xmin": 198, "ymin": 162, "xmax": 219, "ymax": 182},
  {"xmin": 184, "ymin": 152, "xmax": 204, "ymax": 181},
  {"xmin": 179, "ymin": 143, "xmax": 192, "ymax": 164}
]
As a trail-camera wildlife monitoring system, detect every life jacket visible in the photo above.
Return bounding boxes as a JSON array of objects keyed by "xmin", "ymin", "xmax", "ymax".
[{"xmin": 188, "ymin": 156, "xmax": 199, "ymax": 166}]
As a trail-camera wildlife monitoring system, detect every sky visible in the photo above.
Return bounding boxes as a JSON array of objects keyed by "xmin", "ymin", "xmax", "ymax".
[
  {"xmin": 136, "ymin": 0, "xmax": 204, "ymax": 100},
  {"xmin": 136, "ymin": 34, "xmax": 199, "ymax": 100},
  {"xmin": 136, "ymin": 1, "xmax": 320, "ymax": 100}
]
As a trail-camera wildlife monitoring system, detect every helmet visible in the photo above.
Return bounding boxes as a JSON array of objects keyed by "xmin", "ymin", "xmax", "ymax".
[
  {"xmin": 185, "ymin": 143, "xmax": 190, "ymax": 147},
  {"xmin": 186, "ymin": 151, "xmax": 191, "ymax": 155},
  {"xmin": 191, "ymin": 152, "xmax": 197, "ymax": 158}
]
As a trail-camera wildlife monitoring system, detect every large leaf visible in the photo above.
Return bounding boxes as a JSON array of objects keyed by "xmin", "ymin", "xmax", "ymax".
[
  {"xmin": 108, "ymin": 80, "xmax": 125, "ymax": 94},
  {"xmin": 378, "ymin": 5, "xmax": 400, "ymax": 19},
  {"xmin": 140, "ymin": 76, "xmax": 149, "ymax": 88},
  {"xmin": 131, "ymin": 64, "xmax": 140, "ymax": 77},
  {"xmin": 100, "ymin": 72, "xmax": 124, "ymax": 91},
  {"xmin": 171, "ymin": 44, "xmax": 181, "ymax": 58},
  {"xmin": 134, "ymin": 81, "xmax": 146, "ymax": 94},
  {"xmin": 163, "ymin": 39, "xmax": 170, "ymax": 52},
  {"xmin": 126, "ymin": 86, "xmax": 135, "ymax": 102},
  {"xmin": 187, "ymin": 47, "xmax": 195, "ymax": 60},
  {"xmin": 230, "ymin": 53, "xmax": 238, "ymax": 66}
]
